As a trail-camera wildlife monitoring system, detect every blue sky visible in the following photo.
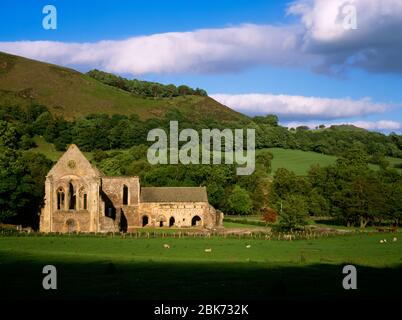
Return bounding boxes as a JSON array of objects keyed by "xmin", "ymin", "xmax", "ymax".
[{"xmin": 1, "ymin": 0, "xmax": 401, "ymax": 132}]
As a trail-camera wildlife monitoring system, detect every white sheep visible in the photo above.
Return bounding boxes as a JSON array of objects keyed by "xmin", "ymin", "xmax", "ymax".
[
  {"xmin": 380, "ymin": 240, "xmax": 384, "ymax": 244},
  {"xmin": 246, "ymin": 245, "xmax": 251, "ymax": 249},
  {"xmin": 384, "ymin": 239, "xmax": 387, "ymax": 243},
  {"xmin": 393, "ymin": 237, "xmax": 397, "ymax": 242},
  {"xmin": 204, "ymin": 248, "xmax": 212, "ymax": 253},
  {"xmin": 163, "ymin": 244, "xmax": 170, "ymax": 249}
]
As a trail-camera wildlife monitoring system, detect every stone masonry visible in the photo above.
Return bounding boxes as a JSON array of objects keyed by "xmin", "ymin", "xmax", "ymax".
[{"xmin": 39, "ymin": 144, "xmax": 223, "ymax": 233}]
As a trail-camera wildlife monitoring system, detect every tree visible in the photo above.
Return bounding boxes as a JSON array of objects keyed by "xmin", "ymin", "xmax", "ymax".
[
  {"xmin": 0, "ymin": 120, "xmax": 20, "ymax": 148},
  {"xmin": 279, "ymin": 195, "xmax": 309, "ymax": 230},
  {"xmin": 256, "ymin": 150, "xmax": 273, "ymax": 174},
  {"xmin": 253, "ymin": 114, "xmax": 278, "ymax": 126},
  {"xmin": 308, "ymin": 189, "xmax": 329, "ymax": 216},
  {"xmin": 0, "ymin": 148, "xmax": 51, "ymax": 227},
  {"xmin": 177, "ymin": 85, "xmax": 192, "ymax": 96},
  {"xmin": 226, "ymin": 186, "xmax": 253, "ymax": 215},
  {"xmin": 389, "ymin": 180, "xmax": 402, "ymax": 226},
  {"xmin": 270, "ymin": 168, "xmax": 311, "ymax": 207},
  {"xmin": 206, "ymin": 183, "xmax": 226, "ymax": 208}
]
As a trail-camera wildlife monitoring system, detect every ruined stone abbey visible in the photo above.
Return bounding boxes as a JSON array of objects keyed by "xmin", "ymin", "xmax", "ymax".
[{"xmin": 39, "ymin": 144, "xmax": 223, "ymax": 233}]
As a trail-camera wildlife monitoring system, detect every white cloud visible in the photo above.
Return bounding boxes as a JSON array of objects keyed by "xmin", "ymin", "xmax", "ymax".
[
  {"xmin": 288, "ymin": 0, "xmax": 402, "ymax": 74},
  {"xmin": 0, "ymin": 0, "xmax": 401, "ymax": 75},
  {"xmin": 0, "ymin": 24, "xmax": 308, "ymax": 75},
  {"xmin": 283, "ymin": 120, "xmax": 402, "ymax": 131},
  {"xmin": 210, "ymin": 93, "xmax": 390, "ymax": 120}
]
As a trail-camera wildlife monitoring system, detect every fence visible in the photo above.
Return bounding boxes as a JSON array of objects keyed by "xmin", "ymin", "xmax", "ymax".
[{"xmin": 0, "ymin": 228, "xmax": 367, "ymax": 241}]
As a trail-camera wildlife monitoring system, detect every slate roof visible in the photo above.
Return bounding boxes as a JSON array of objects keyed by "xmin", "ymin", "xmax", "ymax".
[{"xmin": 141, "ymin": 187, "xmax": 208, "ymax": 203}]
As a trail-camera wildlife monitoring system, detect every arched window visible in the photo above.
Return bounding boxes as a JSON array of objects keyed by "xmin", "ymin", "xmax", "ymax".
[
  {"xmin": 57, "ymin": 188, "xmax": 65, "ymax": 210},
  {"xmin": 169, "ymin": 217, "xmax": 175, "ymax": 227},
  {"xmin": 123, "ymin": 185, "xmax": 129, "ymax": 205},
  {"xmin": 191, "ymin": 215, "xmax": 201, "ymax": 227},
  {"xmin": 83, "ymin": 194, "xmax": 87, "ymax": 210},
  {"xmin": 79, "ymin": 187, "xmax": 88, "ymax": 210},
  {"xmin": 69, "ymin": 182, "xmax": 76, "ymax": 210}
]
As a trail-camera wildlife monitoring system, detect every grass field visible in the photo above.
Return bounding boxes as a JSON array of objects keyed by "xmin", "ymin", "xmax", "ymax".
[
  {"xmin": 1, "ymin": 233, "xmax": 401, "ymax": 300},
  {"xmin": 266, "ymin": 148, "xmax": 337, "ymax": 175}
]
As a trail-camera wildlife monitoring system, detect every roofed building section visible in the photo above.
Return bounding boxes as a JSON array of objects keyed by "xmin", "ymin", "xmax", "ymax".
[{"xmin": 141, "ymin": 187, "xmax": 208, "ymax": 203}]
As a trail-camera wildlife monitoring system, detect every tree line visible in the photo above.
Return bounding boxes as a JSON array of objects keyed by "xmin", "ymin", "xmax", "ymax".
[
  {"xmin": 2, "ymin": 105, "xmax": 402, "ymax": 168},
  {"xmin": 1, "ymin": 104, "xmax": 402, "ymax": 230},
  {"xmin": 269, "ymin": 148, "xmax": 402, "ymax": 230},
  {"xmin": 87, "ymin": 69, "xmax": 208, "ymax": 98}
]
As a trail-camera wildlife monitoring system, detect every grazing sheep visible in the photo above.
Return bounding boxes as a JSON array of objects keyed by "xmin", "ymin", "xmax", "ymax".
[
  {"xmin": 204, "ymin": 248, "xmax": 212, "ymax": 253},
  {"xmin": 380, "ymin": 240, "xmax": 384, "ymax": 244},
  {"xmin": 246, "ymin": 245, "xmax": 251, "ymax": 249},
  {"xmin": 384, "ymin": 239, "xmax": 387, "ymax": 243},
  {"xmin": 393, "ymin": 237, "xmax": 397, "ymax": 242},
  {"xmin": 163, "ymin": 244, "xmax": 170, "ymax": 249}
]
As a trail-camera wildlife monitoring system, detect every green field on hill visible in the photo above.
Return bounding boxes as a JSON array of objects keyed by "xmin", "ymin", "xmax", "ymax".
[{"xmin": 0, "ymin": 233, "xmax": 400, "ymax": 299}]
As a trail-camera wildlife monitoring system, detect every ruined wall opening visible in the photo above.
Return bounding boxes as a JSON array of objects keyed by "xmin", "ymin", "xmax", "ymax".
[
  {"xmin": 191, "ymin": 215, "xmax": 201, "ymax": 226},
  {"xmin": 57, "ymin": 188, "xmax": 65, "ymax": 210},
  {"xmin": 123, "ymin": 185, "xmax": 129, "ymax": 205},
  {"xmin": 169, "ymin": 217, "xmax": 175, "ymax": 227},
  {"xmin": 120, "ymin": 209, "xmax": 127, "ymax": 233},
  {"xmin": 158, "ymin": 216, "xmax": 166, "ymax": 227},
  {"xmin": 142, "ymin": 215, "xmax": 149, "ymax": 227},
  {"xmin": 79, "ymin": 186, "xmax": 88, "ymax": 210},
  {"xmin": 69, "ymin": 182, "xmax": 76, "ymax": 210},
  {"xmin": 106, "ymin": 206, "xmax": 116, "ymax": 219},
  {"xmin": 83, "ymin": 194, "xmax": 87, "ymax": 210},
  {"xmin": 66, "ymin": 219, "xmax": 77, "ymax": 233}
]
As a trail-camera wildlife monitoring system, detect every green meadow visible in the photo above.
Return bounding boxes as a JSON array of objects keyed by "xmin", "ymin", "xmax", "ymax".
[{"xmin": 1, "ymin": 233, "xmax": 401, "ymax": 299}]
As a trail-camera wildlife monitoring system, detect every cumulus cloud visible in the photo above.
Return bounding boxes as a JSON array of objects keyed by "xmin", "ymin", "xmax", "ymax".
[
  {"xmin": 210, "ymin": 93, "xmax": 390, "ymax": 120},
  {"xmin": 283, "ymin": 120, "xmax": 402, "ymax": 132},
  {"xmin": 0, "ymin": 0, "xmax": 401, "ymax": 75},
  {"xmin": 288, "ymin": 0, "xmax": 402, "ymax": 74},
  {"xmin": 0, "ymin": 24, "xmax": 308, "ymax": 75}
]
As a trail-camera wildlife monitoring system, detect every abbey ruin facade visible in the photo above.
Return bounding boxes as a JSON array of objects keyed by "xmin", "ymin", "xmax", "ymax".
[{"xmin": 39, "ymin": 144, "xmax": 223, "ymax": 233}]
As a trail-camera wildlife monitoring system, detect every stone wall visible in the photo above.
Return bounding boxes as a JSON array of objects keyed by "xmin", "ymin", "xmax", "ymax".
[
  {"xmin": 101, "ymin": 177, "xmax": 140, "ymax": 207},
  {"xmin": 135, "ymin": 202, "xmax": 217, "ymax": 229},
  {"xmin": 51, "ymin": 210, "xmax": 91, "ymax": 232}
]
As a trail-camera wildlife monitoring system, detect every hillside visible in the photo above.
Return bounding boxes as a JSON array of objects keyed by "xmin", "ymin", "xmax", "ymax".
[{"xmin": 0, "ymin": 52, "xmax": 246, "ymax": 122}]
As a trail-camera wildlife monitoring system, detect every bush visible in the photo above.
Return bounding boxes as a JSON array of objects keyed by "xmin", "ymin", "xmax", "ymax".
[
  {"xmin": 261, "ymin": 208, "xmax": 278, "ymax": 224},
  {"xmin": 0, "ymin": 223, "xmax": 19, "ymax": 235}
]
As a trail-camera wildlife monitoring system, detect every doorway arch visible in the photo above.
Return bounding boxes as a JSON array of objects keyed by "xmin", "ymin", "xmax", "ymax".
[
  {"xmin": 169, "ymin": 217, "xmax": 175, "ymax": 227},
  {"xmin": 191, "ymin": 215, "xmax": 201, "ymax": 227},
  {"xmin": 142, "ymin": 215, "xmax": 149, "ymax": 227}
]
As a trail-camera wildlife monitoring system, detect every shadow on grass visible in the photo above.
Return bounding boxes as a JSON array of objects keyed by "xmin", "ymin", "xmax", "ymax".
[{"xmin": 1, "ymin": 253, "xmax": 401, "ymax": 300}]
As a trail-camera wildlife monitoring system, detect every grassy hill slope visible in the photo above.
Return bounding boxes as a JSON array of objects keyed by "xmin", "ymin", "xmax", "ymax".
[{"xmin": 0, "ymin": 52, "xmax": 246, "ymax": 122}]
